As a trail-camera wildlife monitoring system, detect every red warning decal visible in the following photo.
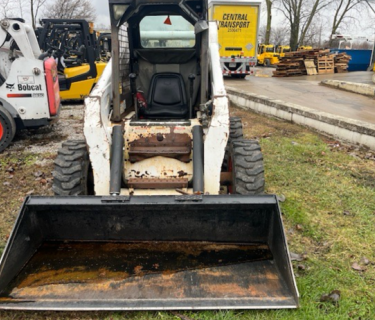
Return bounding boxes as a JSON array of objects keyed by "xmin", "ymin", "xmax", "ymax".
[
  {"xmin": 164, "ymin": 15, "xmax": 172, "ymax": 25},
  {"xmin": 7, "ymin": 93, "xmax": 32, "ymax": 98}
]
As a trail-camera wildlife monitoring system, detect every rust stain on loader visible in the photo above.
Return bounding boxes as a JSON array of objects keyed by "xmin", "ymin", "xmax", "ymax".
[
  {"xmin": 129, "ymin": 133, "xmax": 192, "ymax": 163},
  {"xmin": 2, "ymin": 241, "xmax": 288, "ymax": 301}
]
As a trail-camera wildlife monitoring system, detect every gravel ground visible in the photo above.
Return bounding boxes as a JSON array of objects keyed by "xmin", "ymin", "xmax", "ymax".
[
  {"xmin": 8, "ymin": 102, "xmax": 85, "ymax": 158},
  {"xmin": 0, "ymin": 101, "xmax": 86, "ymax": 274}
]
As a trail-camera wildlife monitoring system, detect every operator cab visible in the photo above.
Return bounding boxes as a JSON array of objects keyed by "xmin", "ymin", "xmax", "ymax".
[{"xmin": 110, "ymin": 0, "xmax": 206, "ymax": 120}]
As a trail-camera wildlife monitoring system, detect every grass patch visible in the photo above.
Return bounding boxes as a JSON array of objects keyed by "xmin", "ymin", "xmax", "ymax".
[
  {"xmin": 0, "ymin": 107, "xmax": 374, "ymax": 319},
  {"xmin": 0, "ymin": 151, "xmax": 54, "ymax": 257},
  {"xmin": 0, "ymin": 152, "xmax": 39, "ymax": 167}
]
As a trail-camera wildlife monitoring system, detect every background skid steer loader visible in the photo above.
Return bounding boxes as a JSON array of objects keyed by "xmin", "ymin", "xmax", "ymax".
[
  {"xmin": 0, "ymin": 0, "xmax": 298, "ymax": 310},
  {"xmin": 0, "ymin": 18, "xmax": 60, "ymax": 152}
]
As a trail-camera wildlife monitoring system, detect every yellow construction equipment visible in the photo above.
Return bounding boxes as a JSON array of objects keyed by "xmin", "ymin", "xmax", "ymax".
[
  {"xmin": 276, "ymin": 45, "xmax": 291, "ymax": 58},
  {"xmin": 257, "ymin": 44, "xmax": 280, "ymax": 66},
  {"xmin": 297, "ymin": 46, "xmax": 313, "ymax": 51},
  {"xmin": 38, "ymin": 19, "xmax": 107, "ymax": 100}
]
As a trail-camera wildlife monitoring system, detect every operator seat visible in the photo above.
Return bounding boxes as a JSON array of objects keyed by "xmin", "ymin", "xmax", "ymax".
[
  {"xmin": 139, "ymin": 73, "xmax": 188, "ymax": 119},
  {"xmin": 64, "ymin": 44, "xmax": 86, "ymax": 67}
]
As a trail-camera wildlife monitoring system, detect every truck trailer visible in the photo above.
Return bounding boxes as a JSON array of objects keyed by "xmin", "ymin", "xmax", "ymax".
[{"xmin": 208, "ymin": 0, "xmax": 261, "ymax": 78}]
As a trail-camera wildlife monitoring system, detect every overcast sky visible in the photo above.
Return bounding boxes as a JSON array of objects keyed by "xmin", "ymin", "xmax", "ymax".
[
  {"xmin": 92, "ymin": 0, "xmax": 111, "ymax": 28},
  {"xmin": 5, "ymin": 0, "xmax": 372, "ymax": 42},
  {"xmin": 89, "ymin": 0, "xmax": 374, "ymax": 41}
]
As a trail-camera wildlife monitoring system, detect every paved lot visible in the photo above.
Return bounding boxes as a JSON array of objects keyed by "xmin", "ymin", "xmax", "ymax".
[{"xmin": 225, "ymin": 70, "xmax": 375, "ymax": 124}]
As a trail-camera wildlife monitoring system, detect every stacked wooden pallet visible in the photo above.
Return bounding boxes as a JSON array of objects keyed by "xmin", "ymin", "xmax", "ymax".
[
  {"xmin": 272, "ymin": 49, "xmax": 350, "ymax": 77},
  {"xmin": 316, "ymin": 54, "xmax": 335, "ymax": 74},
  {"xmin": 334, "ymin": 53, "xmax": 351, "ymax": 73},
  {"xmin": 272, "ymin": 57, "xmax": 306, "ymax": 77}
]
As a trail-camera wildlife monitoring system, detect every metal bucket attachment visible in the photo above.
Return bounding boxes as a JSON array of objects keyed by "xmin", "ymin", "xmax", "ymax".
[{"xmin": 0, "ymin": 195, "xmax": 298, "ymax": 310}]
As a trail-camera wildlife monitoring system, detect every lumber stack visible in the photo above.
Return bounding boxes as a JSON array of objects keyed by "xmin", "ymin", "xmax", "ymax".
[
  {"xmin": 272, "ymin": 49, "xmax": 350, "ymax": 77},
  {"xmin": 272, "ymin": 57, "xmax": 306, "ymax": 77},
  {"xmin": 334, "ymin": 53, "xmax": 351, "ymax": 73}
]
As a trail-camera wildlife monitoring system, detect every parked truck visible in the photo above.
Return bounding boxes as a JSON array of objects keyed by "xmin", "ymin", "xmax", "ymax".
[{"xmin": 208, "ymin": 0, "xmax": 261, "ymax": 78}]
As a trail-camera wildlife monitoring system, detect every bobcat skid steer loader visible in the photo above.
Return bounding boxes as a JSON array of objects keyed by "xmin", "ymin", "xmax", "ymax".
[
  {"xmin": 0, "ymin": 18, "xmax": 60, "ymax": 152},
  {"xmin": 0, "ymin": 0, "xmax": 298, "ymax": 310}
]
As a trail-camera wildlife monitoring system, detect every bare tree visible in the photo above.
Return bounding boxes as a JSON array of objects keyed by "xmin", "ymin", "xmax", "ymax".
[
  {"xmin": 265, "ymin": 0, "xmax": 274, "ymax": 44},
  {"xmin": 44, "ymin": 0, "xmax": 96, "ymax": 21},
  {"xmin": 365, "ymin": 0, "xmax": 375, "ymax": 13},
  {"xmin": 278, "ymin": 0, "xmax": 330, "ymax": 50},
  {"xmin": 301, "ymin": 19, "xmax": 324, "ymax": 47},
  {"xmin": 4, "ymin": 0, "xmax": 49, "ymax": 29},
  {"xmin": 328, "ymin": 0, "xmax": 367, "ymax": 46},
  {"xmin": 0, "ymin": 0, "xmax": 18, "ymax": 19},
  {"xmin": 271, "ymin": 25, "xmax": 290, "ymax": 46},
  {"xmin": 30, "ymin": 0, "xmax": 48, "ymax": 29},
  {"xmin": 258, "ymin": 25, "xmax": 266, "ymax": 43},
  {"xmin": 17, "ymin": 0, "xmax": 24, "ymax": 19}
]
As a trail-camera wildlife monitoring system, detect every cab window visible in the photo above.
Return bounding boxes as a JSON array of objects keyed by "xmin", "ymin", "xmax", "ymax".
[{"xmin": 140, "ymin": 16, "xmax": 195, "ymax": 48}]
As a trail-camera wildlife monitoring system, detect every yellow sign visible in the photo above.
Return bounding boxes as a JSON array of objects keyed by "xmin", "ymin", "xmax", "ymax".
[{"xmin": 210, "ymin": 5, "xmax": 258, "ymax": 56}]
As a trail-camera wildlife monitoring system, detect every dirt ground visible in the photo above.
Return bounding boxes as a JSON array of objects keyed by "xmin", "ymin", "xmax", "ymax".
[
  {"xmin": 0, "ymin": 101, "xmax": 375, "ymax": 320},
  {"xmin": 0, "ymin": 103, "xmax": 84, "ymax": 251}
]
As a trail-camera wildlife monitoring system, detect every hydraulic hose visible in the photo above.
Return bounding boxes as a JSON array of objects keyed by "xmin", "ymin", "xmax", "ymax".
[
  {"xmin": 110, "ymin": 125, "xmax": 124, "ymax": 195},
  {"xmin": 192, "ymin": 125, "xmax": 204, "ymax": 193}
]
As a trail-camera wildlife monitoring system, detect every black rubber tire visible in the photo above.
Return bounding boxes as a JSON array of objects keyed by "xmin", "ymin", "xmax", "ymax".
[
  {"xmin": 264, "ymin": 59, "xmax": 271, "ymax": 67},
  {"xmin": 0, "ymin": 105, "xmax": 16, "ymax": 153},
  {"xmin": 229, "ymin": 139, "xmax": 265, "ymax": 194},
  {"xmin": 231, "ymin": 74, "xmax": 246, "ymax": 79},
  {"xmin": 222, "ymin": 117, "xmax": 243, "ymax": 171},
  {"xmin": 52, "ymin": 140, "xmax": 94, "ymax": 195}
]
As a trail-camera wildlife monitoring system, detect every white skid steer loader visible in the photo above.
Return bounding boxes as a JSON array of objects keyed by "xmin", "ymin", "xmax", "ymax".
[
  {"xmin": 0, "ymin": 18, "xmax": 60, "ymax": 152},
  {"xmin": 0, "ymin": 0, "xmax": 298, "ymax": 311}
]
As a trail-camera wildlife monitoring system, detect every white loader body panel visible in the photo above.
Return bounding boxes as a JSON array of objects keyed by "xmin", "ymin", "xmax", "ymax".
[
  {"xmin": 0, "ymin": 19, "xmax": 60, "ymax": 129},
  {"xmin": 84, "ymin": 21, "xmax": 229, "ymax": 196},
  {"xmin": 84, "ymin": 60, "xmax": 113, "ymax": 195},
  {"xmin": 0, "ymin": 58, "xmax": 50, "ymax": 120},
  {"xmin": 204, "ymin": 21, "xmax": 229, "ymax": 194}
]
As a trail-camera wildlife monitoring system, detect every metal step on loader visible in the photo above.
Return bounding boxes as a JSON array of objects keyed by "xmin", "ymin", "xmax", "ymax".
[{"xmin": 0, "ymin": 0, "xmax": 298, "ymax": 310}]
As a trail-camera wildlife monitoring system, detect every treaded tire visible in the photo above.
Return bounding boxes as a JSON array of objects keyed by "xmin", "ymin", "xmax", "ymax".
[
  {"xmin": 52, "ymin": 140, "xmax": 94, "ymax": 195},
  {"xmin": 230, "ymin": 139, "xmax": 265, "ymax": 194},
  {"xmin": 222, "ymin": 117, "xmax": 243, "ymax": 171},
  {"xmin": 264, "ymin": 59, "xmax": 271, "ymax": 67},
  {"xmin": 0, "ymin": 105, "xmax": 16, "ymax": 153}
]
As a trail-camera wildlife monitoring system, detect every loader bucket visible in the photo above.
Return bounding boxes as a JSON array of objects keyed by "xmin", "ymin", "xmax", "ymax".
[{"xmin": 0, "ymin": 195, "xmax": 298, "ymax": 310}]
